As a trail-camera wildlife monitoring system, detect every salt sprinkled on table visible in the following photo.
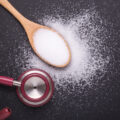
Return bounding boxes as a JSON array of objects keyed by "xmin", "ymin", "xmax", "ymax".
[{"xmin": 15, "ymin": 10, "xmax": 110, "ymax": 93}]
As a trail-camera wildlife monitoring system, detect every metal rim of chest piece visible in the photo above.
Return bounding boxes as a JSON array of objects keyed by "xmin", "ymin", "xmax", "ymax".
[{"xmin": 16, "ymin": 69, "xmax": 54, "ymax": 107}]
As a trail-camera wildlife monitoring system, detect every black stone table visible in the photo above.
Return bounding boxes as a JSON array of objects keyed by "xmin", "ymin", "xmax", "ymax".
[{"xmin": 0, "ymin": 0, "xmax": 120, "ymax": 120}]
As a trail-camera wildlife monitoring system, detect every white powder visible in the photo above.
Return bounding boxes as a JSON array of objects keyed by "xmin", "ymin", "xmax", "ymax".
[
  {"xmin": 33, "ymin": 29, "xmax": 70, "ymax": 66},
  {"xmin": 16, "ymin": 9, "xmax": 110, "ymax": 93}
]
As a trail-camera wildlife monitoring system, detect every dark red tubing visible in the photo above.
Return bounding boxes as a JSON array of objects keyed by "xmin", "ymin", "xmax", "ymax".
[
  {"xmin": 0, "ymin": 76, "xmax": 13, "ymax": 87},
  {"xmin": 0, "ymin": 107, "xmax": 12, "ymax": 120}
]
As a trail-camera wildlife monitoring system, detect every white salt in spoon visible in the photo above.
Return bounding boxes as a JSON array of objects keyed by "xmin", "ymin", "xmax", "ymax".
[{"xmin": 0, "ymin": 0, "xmax": 71, "ymax": 67}]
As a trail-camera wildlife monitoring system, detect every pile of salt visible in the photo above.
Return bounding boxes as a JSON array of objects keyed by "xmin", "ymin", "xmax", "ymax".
[{"xmin": 33, "ymin": 29, "xmax": 70, "ymax": 66}]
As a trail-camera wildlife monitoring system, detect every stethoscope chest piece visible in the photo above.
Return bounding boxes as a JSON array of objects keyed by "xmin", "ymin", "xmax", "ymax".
[{"xmin": 16, "ymin": 69, "xmax": 54, "ymax": 107}]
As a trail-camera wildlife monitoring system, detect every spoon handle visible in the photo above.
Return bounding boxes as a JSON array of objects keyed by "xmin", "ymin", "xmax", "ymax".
[{"xmin": 0, "ymin": 0, "xmax": 28, "ymax": 26}]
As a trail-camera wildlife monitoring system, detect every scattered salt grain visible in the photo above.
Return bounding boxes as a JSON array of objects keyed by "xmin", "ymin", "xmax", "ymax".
[{"xmin": 33, "ymin": 29, "xmax": 70, "ymax": 66}]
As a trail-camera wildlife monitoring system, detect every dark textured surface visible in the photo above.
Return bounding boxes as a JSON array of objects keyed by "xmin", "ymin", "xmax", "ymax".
[{"xmin": 0, "ymin": 0, "xmax": 120, "ymax": 120}]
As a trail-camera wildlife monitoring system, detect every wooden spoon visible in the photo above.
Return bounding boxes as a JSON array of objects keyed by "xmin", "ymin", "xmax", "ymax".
[{"xmin": 0, "ymin": 0, "xmax": 71, "ymax": 67}]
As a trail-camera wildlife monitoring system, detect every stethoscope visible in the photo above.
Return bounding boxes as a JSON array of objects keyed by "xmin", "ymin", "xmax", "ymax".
[{"xmin": 0, "ymin": 69, "xmax": 54, "ymax": 107}]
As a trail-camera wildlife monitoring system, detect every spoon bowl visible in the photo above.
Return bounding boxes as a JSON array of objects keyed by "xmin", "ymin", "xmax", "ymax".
[{"xmin": 25, "ymin": 21, "xmax": 71, "ymax": 67}]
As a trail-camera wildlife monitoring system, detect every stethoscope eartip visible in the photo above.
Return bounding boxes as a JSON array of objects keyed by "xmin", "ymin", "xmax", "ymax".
[{"xmin": 0, "ymin": 107, "xmax": 12, "ymax": 120}]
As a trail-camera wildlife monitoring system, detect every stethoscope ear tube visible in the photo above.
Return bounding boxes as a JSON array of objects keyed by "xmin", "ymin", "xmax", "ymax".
[{"xmin": 0, "ymin": 107, "xmax": 12, "ymax": 120}]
